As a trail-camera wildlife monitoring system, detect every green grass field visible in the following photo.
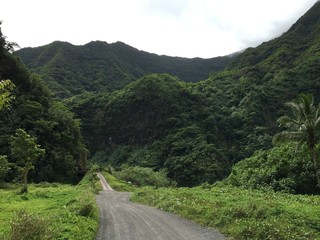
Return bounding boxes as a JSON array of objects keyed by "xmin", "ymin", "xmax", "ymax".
[
  {"xmin": 131, "ymin": 185, "xmax": 320, "ymax": 240},
  {"xmin": 3, "ymin": 171, "xmax": 319, "ymax": 240},
  {"xmin": 0, "ymin": 173, "xmax": 99, "ymax": 240}
]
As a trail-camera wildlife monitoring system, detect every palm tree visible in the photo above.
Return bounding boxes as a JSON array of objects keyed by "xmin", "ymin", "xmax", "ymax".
[{"xmin": 273, "ymin": 93, "xmax": 320, "ymax": 188}]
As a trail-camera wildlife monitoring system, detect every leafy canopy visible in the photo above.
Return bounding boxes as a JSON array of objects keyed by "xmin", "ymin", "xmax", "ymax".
[
  {"xmin": 273, "ymin": 93, "xmax": 320, "ymax": 188},
  {"xmin": 10, "ymin": 128, "xmax": 45, "ymax": 192},
  {"xmin": 0, "ymin": 79, "xmax": 14, "ymax": 110}
]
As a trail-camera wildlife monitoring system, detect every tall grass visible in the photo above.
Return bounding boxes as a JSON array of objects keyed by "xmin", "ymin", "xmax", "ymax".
[
  {"xmin": 131, "ymin": 185, "xmax": 320, "ymax": 240},
  {"xmin": 0, "ymin": 172, "xmax": 100, "ymax": 240},
  {"xmin": 9, "ymin": 209, "xmax": 52, "ymax": 240}
]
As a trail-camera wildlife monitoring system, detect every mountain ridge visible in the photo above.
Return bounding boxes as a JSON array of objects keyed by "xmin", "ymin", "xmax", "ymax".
[{"xmin": 15, "ymin": 40, "xmax": 234, "ymax": 98}]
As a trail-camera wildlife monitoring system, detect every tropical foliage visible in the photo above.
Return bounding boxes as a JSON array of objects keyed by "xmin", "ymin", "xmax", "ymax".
[
  {"xmin": 226, "ymin": 143, "xmax": 318, "ymax": 194},
  {"xmin": 65, "ymin": 74, "xmax": 230, "ymax": 186},
  {"xmin": 0, "ymin": 79, "xmax": 14, "ymax": 109},
  {"xmin": 2, "ymin": 2, "xmax": 320, "ymax": 193},
  {"xmin": 10, "ymin": 128, "xmax": 45, "ymax": 193},
  {"xmin": 131, "ymin": 185, "xmax": 320, "ymax": 240},
  {"xmin": 273, "ymin": 94, "xmax": 320, "ymax": 187},
  {"xmin": 0, "ymin": 22, "xmax": 87, "ymax": 184},
  {"xmin": 16, "ymin": 41, "xmax": 233, "ymax": 98}
]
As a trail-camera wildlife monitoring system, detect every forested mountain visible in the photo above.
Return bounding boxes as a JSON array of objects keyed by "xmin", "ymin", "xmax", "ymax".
[
  {"xmin": 15, "ymin": 41, "xmax": 233, "ymax": 98},
  {"xmin": 196, "ymin": 1, "xmax": 320, "ymax": 193},
  {"xmin": 65, "ymin": 74, "xmax": 230, "ymax": 186},
  {"xmin": 11, "ymin": 2, "xmax": 320, "ymax": 192},
  {"xmin": 0, "ymin": 24, "xmax": 87, "ymax": 183},
  {"xmin": 197, "ymin": 0, "xmax": 320, "ymax": 161},
  {"xmin": 65, "ymin": 2, "xmax": 320, "ymax": 190}
]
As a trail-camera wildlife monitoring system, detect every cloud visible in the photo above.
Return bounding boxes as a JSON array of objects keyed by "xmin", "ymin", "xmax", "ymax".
[{"xmin": 144, "ymin": 0, "xmax": 188, "ymax": 17}]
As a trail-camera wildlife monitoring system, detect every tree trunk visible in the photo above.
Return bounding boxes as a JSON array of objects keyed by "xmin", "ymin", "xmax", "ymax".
[
  {"xmin": 311, "ymin": 147, "xmax": 320, "ymax": 188},
  {"xmin": 20, "ymin": 170, "xmax": 28, "ymax": 194}
]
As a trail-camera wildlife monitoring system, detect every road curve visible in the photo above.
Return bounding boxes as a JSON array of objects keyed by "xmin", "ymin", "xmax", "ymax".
[
  {"xmin": 96, "ymin": 174, "xmax": 227, "ymax": 240},
  {"xmin": 97, "ymin": 173, "xmax": 113, "ymax": 191}
]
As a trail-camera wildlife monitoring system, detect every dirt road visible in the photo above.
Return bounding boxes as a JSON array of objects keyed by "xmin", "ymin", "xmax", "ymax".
[{"xmin": 96, "ymin": 174, "xmax": 227, "ymax": 240}]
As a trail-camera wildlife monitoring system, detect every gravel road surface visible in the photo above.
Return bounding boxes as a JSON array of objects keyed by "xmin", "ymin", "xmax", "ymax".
[{"xmin": 96, "ymin": 174, "xmax": 227, "ymax": 240}]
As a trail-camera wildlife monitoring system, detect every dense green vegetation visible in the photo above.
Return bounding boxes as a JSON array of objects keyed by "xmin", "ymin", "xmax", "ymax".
[
  {"xmin": 195, "ymin": 1, "xmax": 320, "ymax": 165},
  {"xmin": 274, "ymin": 93, "xmax": 320, "ymax": 188},
  {"xmin": 0, "ymin": 172, "xmax": 99, "ymax": 239},
  {"xmin": 226, "ymin": 143, "xmax": 318, "ymax": 194},
  {"xmin": 131, "ymin": 185, "xmax": 320, "ymax": 240},
  {"xmin": 16, "ymin": 41, "xmax": 233, "ymax": 98},
  {"xmin": 10, "ymin": 129, "xmax": 46, "ymax": 193},
  {"xmin": 115, "ymin": 165, "xmax": 174, "ymax": 188},
  {"xmin": 102, "ymin": 171, "xmax": 320, "ymax": 240},
  {"xmin": 0, "ymin": 22, "xmax": 88, "ymax": 184},
  {"xmin": 65, "ymin": 73, "xmax": 230, "ymax": 186},
  {"xmin": 0, "ymin": 79, "xmax": 15, "ymax": 109},
  {"xmin": 11, "ymin": 2, "xmax": 320, "ymax": 193}
]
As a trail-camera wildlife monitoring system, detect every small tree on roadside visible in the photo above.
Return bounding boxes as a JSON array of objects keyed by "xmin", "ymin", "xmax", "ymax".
[
  {"xmin": 10, "ymin": 129, "xmax": 45, "ymax": 193},
  {"xmin": 273, "ymin": 93, "xmax": 320, "ymax": 188}
]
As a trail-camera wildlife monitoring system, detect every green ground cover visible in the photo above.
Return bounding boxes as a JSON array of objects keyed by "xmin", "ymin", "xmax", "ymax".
[
  {"xmin": 102, "ymin": 172, "xmax": 137, "ymax": 192},
  {"xmin": 131, "ymin": 185, "xmax": 320, "ymax": 240},
  {"xmin": 0, "ymin": 173, "xmax": 99, "ymax": 240}
]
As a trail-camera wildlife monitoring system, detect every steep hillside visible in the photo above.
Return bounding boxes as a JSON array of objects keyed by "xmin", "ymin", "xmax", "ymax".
[
  {"xmin": 9, "ymin": 2, "xmax": 320, "ymax": 190},
  {"xmin": 65, "ymin": 74, "xmax": 230, "ymax": 186},
  {"xmin": 196, "ymin": 1, "xmax": 320, "ymax": 162},
  {"xmin": 0, "ymin": 24, "xmax": 87, "ymax": 183},
  {"xmin": 15, "ymin": 41, "xmax": 233, "ymax": 98},
  {"xmin": 63, "ymin": 2, "xmax": 320, "ymax": 189}
]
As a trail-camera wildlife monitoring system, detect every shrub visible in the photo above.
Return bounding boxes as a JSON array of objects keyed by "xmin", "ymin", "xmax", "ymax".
[
  {"xmin": 67, "ymin": 190, "xmax": 97, "ymax": 219},
  {"xmin": 226, "ymin": 143, "xmax": 318, "ymax": 194},
  {"xmin": 115, "ymin": 166, "xmax": 175, "ymax": 187},
  {"xmin": 78, "ymin": 201, "xmax": 96, "ymax": 218},
  {"xmin": 9, "ymin": 209, "xmax": 52, "ymax": 240}
]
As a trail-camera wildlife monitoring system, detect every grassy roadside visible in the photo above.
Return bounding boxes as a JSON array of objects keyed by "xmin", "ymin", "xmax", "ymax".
[
  {"xmin": 0, "ymin": 172, "xmax": 100, "ymax": 240},
  {"xmin": 131, "ymin": 185, "xmax": 320, "ymax": 240}
]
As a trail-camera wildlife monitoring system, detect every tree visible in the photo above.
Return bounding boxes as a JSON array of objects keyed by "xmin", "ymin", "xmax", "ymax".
[
  {"xmin": 0, "ymin": 79, "xmax": 14, "ymax": 183},
  {"xmin": 273, "ymin": 93, "xmax": 320, "ymax": 188},
  {"xmin": 10, "ymin": 129, "xmax": 45, "ymax": 193},
  {"xmin": 0, "ymin": 79, "xmax": 14, "ymax": 110},
  {"xmin": 0, "ymin": 20, "xmax": 19, "ymax": 52},
  {"xmin": 0, "ymin": 155, "xmax": 9, "ymax": 181}
]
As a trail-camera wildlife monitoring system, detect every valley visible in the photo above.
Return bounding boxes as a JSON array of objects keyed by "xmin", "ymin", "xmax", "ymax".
[{"xmin": 0, "ymin": 1, "xmax": 320, "ymax": 239}]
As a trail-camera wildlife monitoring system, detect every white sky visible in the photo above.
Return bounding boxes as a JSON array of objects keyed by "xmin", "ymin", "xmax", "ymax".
[{"xmin": 1, "ymin": 0, "xmax": 318, "ymax": 58}]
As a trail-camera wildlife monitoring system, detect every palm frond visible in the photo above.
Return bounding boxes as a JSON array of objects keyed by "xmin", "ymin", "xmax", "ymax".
[
  {"xmin": 277, "ymin": 115, "xmax": 300, "ymax": 128},
  {"xmin": 272, "ymin": 131, "xmax": 305, "ymax": 145},
  {"xmin": 294, "ymin": 139, "xmax": 305, "ymax": 153}
]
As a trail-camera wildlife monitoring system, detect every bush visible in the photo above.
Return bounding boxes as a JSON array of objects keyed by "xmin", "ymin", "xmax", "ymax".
[
  {"xmin": 78, "ymin": 200, "xmax": 96, "ymax": 218},
  {"xmin": 226, "ymin": 143, "xmax": 318, "ymax": 194},
  {"xmin": 9, "ymin": 209, "xmax": 52, "ymax": 240},
  {"xmin": 115, "ymin": 166, "xmax": 175, "ymax": 187}
]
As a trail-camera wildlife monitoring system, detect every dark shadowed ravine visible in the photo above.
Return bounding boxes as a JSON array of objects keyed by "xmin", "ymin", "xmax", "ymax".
[{"xmin": 96, "ymin": 173, "xmax": 227, "ymax": 240}]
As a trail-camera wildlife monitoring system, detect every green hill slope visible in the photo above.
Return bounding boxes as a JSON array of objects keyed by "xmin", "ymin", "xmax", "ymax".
[
  {"xmin": 197, "ymin": 1, "xmax": 320, "ymax": 162},
  {"xmin": 0, "ymin": 25, "xmax": 87, "ymax": 183},
  {"xmin": 10, "ymin": 2, "xmax": 320, "ymax": 190},
  {"xmin": 65, "ymin": 74, "xmax": 230, "ymax": 186},
  {"xmin": 64, "ymin": 2, "xmax": 320, "ymax": 188},
  {"xmin": 15, "ymin": 41, "xmax": 233, "ymax": 98}
]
